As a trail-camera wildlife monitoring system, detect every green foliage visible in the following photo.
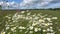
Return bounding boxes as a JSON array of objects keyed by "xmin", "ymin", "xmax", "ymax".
[
  {"xmin": 0, "ymin": 5, "xmax": 2, "ymax": 10},
  {"xmin": 0, "ymin": 10, "xmax": 60, "ymax": 34}
]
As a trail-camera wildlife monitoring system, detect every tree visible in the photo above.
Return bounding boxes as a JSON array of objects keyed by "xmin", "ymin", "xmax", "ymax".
[{"xmin": 0, "ymin": 5, "xmax": 2, "ymax": 10}]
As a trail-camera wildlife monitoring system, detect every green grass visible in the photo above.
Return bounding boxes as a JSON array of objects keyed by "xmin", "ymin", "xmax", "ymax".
[{"xmin": 0, "ymin": 10, "xmax": 60, "ymax": 34}]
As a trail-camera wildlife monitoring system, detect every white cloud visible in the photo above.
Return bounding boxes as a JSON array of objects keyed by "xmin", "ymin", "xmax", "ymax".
[
  {"xmin": 2, "ymin": 0, "xmax": 60, "ymax": 9},
  {"xmin": 1, "ymin": 1, "xmax": 19, "ymax": 9},
  {"xmin": 0, "ymin": 2, "xmax": 3, "ymax": 5},
  {"xmin": 6, "ymin": 1, "xmax": 16, "ymax": 6},
  {"xmin": 11, "ymin": 1, "xmax": 15, "ymax": 5},
  {"xmin": 19, "ymin": 0, "xmax": 54, "ymax": 9}
]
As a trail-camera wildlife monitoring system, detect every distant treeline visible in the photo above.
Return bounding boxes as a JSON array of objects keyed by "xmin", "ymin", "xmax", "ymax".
[
  {"xmin": 0, "ymin": 5, "xmax": 60, "ymax": 10},
  {"xmin": 48, "ymin": 8, "xmax": 60, "ymax": 10},
  {"xmin": 18, "ymin": 8, "xmax": 60, "ymax": 10}
]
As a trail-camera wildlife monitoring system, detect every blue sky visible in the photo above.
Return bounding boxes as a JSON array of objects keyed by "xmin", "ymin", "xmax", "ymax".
[
  {"xmin": 0, "ymin": 0, "xmax": 22, "ymax": 3},
  {"xmin": 0, "ymin": 0, "xmax": 60, "ymax": 9},
  {"xmin": 0, "ymin": 0, "xmax": 23, "ymax": 3},
  {"xmin": 6, "ymin": 0, "xmax": 23, "ymax": 3}
]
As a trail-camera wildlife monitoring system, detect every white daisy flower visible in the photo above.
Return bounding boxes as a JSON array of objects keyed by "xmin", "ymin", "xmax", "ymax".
[
  {"xmin": 29, "ymin": 26, "xmax": 33, "ymax": 30},
  {"xmin": 17, "ymin": 15, "xmax": 20, "ymax": 18},
  {"xmin": 19, "ymin": 26, "xmax": 23, "ymax": 29},
  {"xmin": 25, "ymin": 17, "xmax": 29, "ymax": 20},
  {"xmin": 46, "ymin": 18, "xmax": 51, "ymax": 21},
  {"xmin": 29, "ymin": 31, "xmax": 33, "ymax": 34},
  {"xmin": 32, "ymin": 14, "xmax": 36, "ymax": 17},
  {"xmin": 11, "ymin": 27, "xmax": 16, "ymax": 31},
  {"xmin": 51, "ymin": 32, "xmax": 55, "ymax": 34},
  {"xmin": 8, "ymin": 17, "xmax": 11, "ymax": 19},
  {"xmin": 5, "ymin": 16, "xmax": 9, "ymax": 18},
  {"xmin": 32, "ymin": 23, "xmax": 37, "ymax": 26},
  {"xmin": 58, "ymin": 29, "xmax": 60, "ymax": 31},
  {"xmin": 34, "ymin": 16, "xmax": 39, "ymax": 20},
  {"xmin": 26, "ymin": 10, "xmax": 29, "ymax": 12},
  {"xmin": 47, "ymin": 33, "xmax": 51, "ymax": 34},
  {"xmin": 45, "ymin": 24, "xmax": 48, "ymax": 26},
  {"xmin": 22, "ymin": 27, "xmax": 26, "ymax": 29},
  {"xmin": 27, "ymin": 12, "xmax": 31, "ymax": 16},
  {"xmin": 39, "ymin": 19, "xmax": 45, "ymax": 22},
  {"xmin": 49, "ymin": 23, "xmax": 53, "ymax": 25},
  {"xmin": 21, "ymin": 11, "xmax": 25, "ymax": 13},
  {"xmin": 34, "ymin": 28, "xmax": 38, "ymax": 32},
  {"xmin": 6, "ymin": 26, "xmax": 10, "ymax": 30},
  {"xmin": 52, "ymin": 17, "xmax": 58, "ymax": 19},
  {"xmin": 43, "ymin": 30, "xmax": 46, "ymax": 32},
  {"xmin": 19, "ymin": 26, "xmax": 26, "ymax": 29},
  {"xmin": 50, "ymin": 27, "xmax": 53, "ymax": 29},
  {"xmin": 25, "ymin": 31, "xmax": 28, "ymax": 33},
  {"xmin": 1, "ymin": 31, "xmax": 5, "ymax": 34},
  {"xmin": 47, "ymin": 28, "xmax": 50, "ymax": 31},
  {"xmin": 50, "ymin": 29, "xmax": 54, "ymax": 32},
  {"xmin": 8, "ymin": 32, "xmax": 10, "ymax": 34}
]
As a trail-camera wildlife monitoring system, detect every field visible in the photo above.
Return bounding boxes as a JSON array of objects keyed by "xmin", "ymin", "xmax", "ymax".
[{"xmin": 0, "ymin": 10, "xmax": 60, "ymax": 34}]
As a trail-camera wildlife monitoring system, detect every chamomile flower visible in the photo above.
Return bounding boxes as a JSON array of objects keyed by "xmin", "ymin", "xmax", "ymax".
[
  {"xmin": 21, "ymin": 11, "xmax": 25, "ymax": 14},
  {"xmin": 52, "ymin": 17, "xmax": 58, "ymax": 19},
  {"xmin": 18, "ymin": 26, "xmax": 26, "ymax": 29},
  {"xmin": 1, "ymin": 31, "xmax": 5, "ymax": 34},
  {"xmin": 46, "ymin": 18, "xmax": 51, "ymax": 21},
  {"xmin": 11, "ymin": 27, "xmax": 16, "ymax": 31},
  {"xmin": 29, "ymin": 26, "xmax": 33, "ymax": 30},
  {"xmin": 29, "ymin": 31, "xmax": 33, "ymax": 34},
  {"xmin": 6, "ymin": 26, "xmax": 10, "ymax": 30},
  {"xmin": 34, "ymin": 28, "xmax": 38, "ymax": 32},
  {"xmin": 43, "ymin": 30, "xmax": 46, "ymax": 32}
]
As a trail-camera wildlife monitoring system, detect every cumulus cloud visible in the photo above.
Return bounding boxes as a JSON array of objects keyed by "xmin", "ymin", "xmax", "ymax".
[
  {"xmin": 19, "ymin": 0, "xmax": 54, "ymax": 9},
  {"xmin": 1, "ymin": 0, "xmax": 60, "ymax": 9},
  {"xmin": 0, "ymin": 2, "xmax": 3, "ymax": 5},
  {"xmin": 2, "ymin": 1, "xmax": 19, "ymax": 9}
]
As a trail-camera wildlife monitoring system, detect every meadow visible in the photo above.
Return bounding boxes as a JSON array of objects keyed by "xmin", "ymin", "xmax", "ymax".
[{"xmin": 0, "ymin": 10, "xmax": 60, "ymax": 34}]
